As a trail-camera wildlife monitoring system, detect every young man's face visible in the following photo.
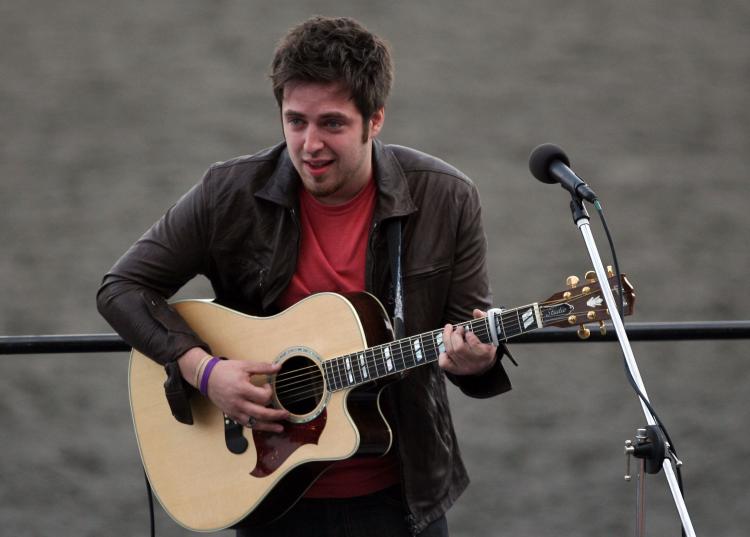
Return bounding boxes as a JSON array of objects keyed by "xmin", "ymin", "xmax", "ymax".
[{"xmin": 282, "ymin": 81, "xmax": 384, "ymax": 205}]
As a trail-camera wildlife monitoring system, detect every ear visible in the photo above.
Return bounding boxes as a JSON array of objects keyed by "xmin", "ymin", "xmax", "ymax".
[{"xmin": 368, "ymin": 107, "xmax": 385, "ymax": 139}]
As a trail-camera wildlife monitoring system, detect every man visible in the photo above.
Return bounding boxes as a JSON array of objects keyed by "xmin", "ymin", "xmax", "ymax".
[{"xmin": 97, "ymin": 16, "xmax": 513, "ymax": 537}]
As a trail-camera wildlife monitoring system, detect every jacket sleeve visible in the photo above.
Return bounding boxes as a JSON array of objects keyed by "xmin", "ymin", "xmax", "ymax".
[
  {"xmin": 442, "ymin": 182, "xmax": 513, "ymax": 398},
  {"xmin": 96, "ymin": 173, "xmax": 213, "ymax": 365}
]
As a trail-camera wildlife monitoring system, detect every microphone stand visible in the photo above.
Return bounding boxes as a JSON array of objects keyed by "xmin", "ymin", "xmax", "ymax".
[{"xmin": 568, "ymin": 196, "xmax": 696, "ymax": 537}]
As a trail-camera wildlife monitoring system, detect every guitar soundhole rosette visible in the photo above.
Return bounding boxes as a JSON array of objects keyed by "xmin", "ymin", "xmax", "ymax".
[{"xmin": 272, "ymin": 347, "xmax": 329, "ymax": 424}]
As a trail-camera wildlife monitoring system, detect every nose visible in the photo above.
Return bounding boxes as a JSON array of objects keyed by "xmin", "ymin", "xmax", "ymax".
[{"xmin": 303, "ymin": 126, "xmax": 324, "ymax": 155}]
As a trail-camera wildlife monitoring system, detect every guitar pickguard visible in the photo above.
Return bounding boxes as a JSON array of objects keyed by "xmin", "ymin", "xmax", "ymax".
[{"xmin": 250, "ymin": 410, "xmax": 327, "ymax": 477}]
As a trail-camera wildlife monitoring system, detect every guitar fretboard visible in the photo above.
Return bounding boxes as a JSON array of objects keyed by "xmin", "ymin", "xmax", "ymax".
[{"xmin": 324, "ymin": 303, "xmax": 541, "ymax": 391}]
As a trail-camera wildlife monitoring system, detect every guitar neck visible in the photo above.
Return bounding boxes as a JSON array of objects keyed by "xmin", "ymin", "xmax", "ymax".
[{"xmin": 324, "ymin": 303, "xmax": 543, "ymax": 391}]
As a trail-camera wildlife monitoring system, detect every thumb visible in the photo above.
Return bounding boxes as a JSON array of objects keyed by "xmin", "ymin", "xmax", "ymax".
[{"xmin": 473, "ymin": 308, "xmax": 487, "ymax": 319}]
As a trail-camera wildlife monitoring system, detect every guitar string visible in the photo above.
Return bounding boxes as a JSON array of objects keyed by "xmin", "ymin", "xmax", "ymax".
[
  {"xmin": 276, "ymin": 332, "xmax": 449, "ymax": 400},
  {"xmin": 277, "ymin": 339, "xmax": 435, "ymax": 404},
  {"xmin": 273, "ymin": 301, "xmax": 613, "ymax": 394},
  {"xmin": 276, "ymin": 319, "xmax": 525, "ymax": 404},
  {"xmin": 272, "ymin": 319, "xmax": 494, "ymax": 391},
  {"xmin": 276, "ymin": 306, "xmax": 611, "ymax": 402},
  {"xmin": 272, "ymin": 297, "xmax": 620, "ymax": 401},
  {"xmin": 269, "ymin": 286, "xmax": 625, "ymax": 391},
  {"xmin": 271, "ymin": 318, "xmax": 488, "ymax": 385},
  {"xmin": 274, "ymin": 321, "xmax": 497, "ymax": 402},
  {"xmin": 278, "ymin": 323, "xmax": 493, "ymax": 404},
  {"xmin": 273, "ymin": 316, "xmax": 505, "ymax": 398},
  {"xmin": 274, "ymin": 298, "xmax": 624, "ymax": 405},
  {"xmin": 273, "ymin": 305, "xmax": 536, "ymax": 389}
]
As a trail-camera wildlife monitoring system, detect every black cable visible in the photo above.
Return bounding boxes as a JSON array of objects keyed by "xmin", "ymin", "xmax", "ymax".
[
  {"xmin": 144, "ymin": 471, "xmax": 156, "ymax": 537},
  {"xmin": 593, "ymin": 200, "xmax": 686, "ymax": 511}
]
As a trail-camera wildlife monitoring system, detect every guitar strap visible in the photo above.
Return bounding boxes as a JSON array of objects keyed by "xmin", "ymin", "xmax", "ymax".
[{"xmin": 386, "ymin": 218, "xmax": 406, "ymax": 340}]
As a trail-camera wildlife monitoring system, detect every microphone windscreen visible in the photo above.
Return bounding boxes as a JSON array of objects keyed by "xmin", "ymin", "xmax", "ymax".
[{"xmin": 529, "ymin": 143, "xmax": 570, "ymax": 184}]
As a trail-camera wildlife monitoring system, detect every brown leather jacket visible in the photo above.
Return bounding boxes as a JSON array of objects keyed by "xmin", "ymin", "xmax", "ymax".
[{"xmin": 97, "ymin": 140, "xmax": 511, "ymax": 534}]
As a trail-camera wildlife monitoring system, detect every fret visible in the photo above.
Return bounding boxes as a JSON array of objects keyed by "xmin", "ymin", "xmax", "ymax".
[
  {"xmin": 495, "ymin": 313, "xmax": 507, "ymax": 342},
  {"xmin": 325, "ymin": 360, "xmax": 340, "ymax": 391},
  {"xmin": 423, "ymin": 329, "xmax": 440, "ymax": 362},
  {"xmin": 343, "ymin": 354, "xmax": 357, "ymax": 385},
  {"xmin": 334, "ymin": 356, "xmax": 347, "ymax": 387},
  {"xmin": 355, "ymin": 351, "xmax": 367, "ymax": 383},
  {"xmin": 324, "ymin": 303, "xmax": 546, "ymax": 393},
  {"xmin": 351, "ymin": 354, "xmax": 361, "ymax": 384},
  {"xmin": 434, "ymin": 331, "xmax": 446, "ymax": 356},
  {"xmin": 478, "ymin": 317, "xmax": 493, "ymax": 345},
  {"xmin": 385, "ymin": 340, "xmax": 404, "ymax": 373},
  {"xmin": 356, "ymin": 351, "xmax": 370, "ymax": 381},
  {"xmin": 520, "ymin": 305, "xmax": 536, "ymax": 331},
  {"xmin": 412, "ymin": 334, "xmax": 425, "ymax": 363},
  {"xmin": 366, "ymin": 348, "xmax": 380, "ymax": 379},
  {"xmin": 503, "ymin": 309, "xmax": 522, "ymax": 339},
  {"xmin": 354, "ymin": 353, "xmax": 364, "ymax": 384},
  {"xmin": 323, "ymin": 362, "xmax": 333, "ymax": 391},
  {"xmin": 506, "ymin": 304, "xmax": 540, "ymax": 335},
  {"xmin": 371, "ymin": 347, "xmax": 386, "ymax": 377},
  {"xmin": 466, "ymin": 318, "xmax": 487, "ymax": 345},
  {"xmin": 403, "ymin": 336, "xmax": 418, "ymax": 368},
  {"xmin": 393, "ymin": 338, "xmax": 410, "ymax": 371},
  {"xmin": 383, "ymin": 346, "xmax": 395, "ymax": 374}
]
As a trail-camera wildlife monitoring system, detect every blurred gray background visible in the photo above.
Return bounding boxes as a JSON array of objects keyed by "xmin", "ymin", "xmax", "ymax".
[{"xmin": 1, "ymin": 1, "xmax": 748, "ymax": 536}]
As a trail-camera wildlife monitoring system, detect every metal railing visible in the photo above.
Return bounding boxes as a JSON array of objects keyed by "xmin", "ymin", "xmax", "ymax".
[{"xmin": 2, "ymin": 321, "xmax": 749, "ymax": 355}]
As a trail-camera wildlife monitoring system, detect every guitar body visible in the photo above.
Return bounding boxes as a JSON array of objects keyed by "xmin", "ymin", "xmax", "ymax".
[{"xmin": 129, "ymin": 292, "xmax": 394, "ymax": 532}]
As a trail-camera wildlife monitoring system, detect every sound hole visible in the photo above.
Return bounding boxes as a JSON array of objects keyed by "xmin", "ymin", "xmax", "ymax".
[{"xmin": 275, "ymin": 355, "xmax": 325, "ymax": 416}]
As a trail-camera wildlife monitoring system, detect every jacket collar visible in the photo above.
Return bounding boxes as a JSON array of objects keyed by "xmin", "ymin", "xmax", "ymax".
[
  {"xmin": 371, "ymin": 139, "xmax": 418, "ymax": 221},
  {"xmin": 255, "ymin": 140, "xmax": 418, "ymax": 220},
  {"xmin": 254, "ymin": 142, "xmax": 299, "ymax": 209}
]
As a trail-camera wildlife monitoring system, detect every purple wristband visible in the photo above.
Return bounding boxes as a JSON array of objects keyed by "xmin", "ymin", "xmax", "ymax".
[{"xmin": 199, "ymin": 357, "xmax": 221, "ymax": 397}]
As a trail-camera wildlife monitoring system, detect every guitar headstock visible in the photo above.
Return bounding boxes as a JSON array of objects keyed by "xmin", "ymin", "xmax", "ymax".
[{"xmin": 539, "ymin": 269, "xmax": 635, "ymax": 339}]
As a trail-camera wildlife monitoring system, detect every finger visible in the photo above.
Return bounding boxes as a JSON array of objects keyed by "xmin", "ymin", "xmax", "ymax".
[
  {"xmin": 250, "ymin": 420, "xmax": 285, "ymax": 434},
  {"xmin": 465, "ymin": 329, "xmax": 488, "ymax": 353},
  {"xmin": 473, "ymin": 308, "xmax": 487, "ymax": 319},
  {"xmin": 237, "ymin": 414, "xmax": 285, "ymax": 434},
  {"xmin": 438, "ymin": 351, "xmax": 456, "ymax": 373},
  {"xmin": 448, "ymin": 325, "xmax": 468, "ymax": 356},
  {"xmin": 242, "ymin": 402, "xmax": 289, "ymax": 422},
  {"xmin": 244, "ymin": 382, "xmax": 275, "ymax": 405},
  {"xmin": 256, "ymin": 406, "xmax": 290, "ymax": 422},
  {"xmin": 242, "ymin": 361, "xmax": 282, "ymax": 376}
]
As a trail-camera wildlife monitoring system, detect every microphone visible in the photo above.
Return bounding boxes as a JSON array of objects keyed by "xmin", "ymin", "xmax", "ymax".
[{"xmin": 528, "ymin": 143, "xmax": 598, "ymax": 202}]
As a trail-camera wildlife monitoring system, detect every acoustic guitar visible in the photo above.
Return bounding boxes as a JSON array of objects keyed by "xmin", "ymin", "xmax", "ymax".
[{"xmin": 129, "ymin": 273, "xmax": 634, "ymax": 531}]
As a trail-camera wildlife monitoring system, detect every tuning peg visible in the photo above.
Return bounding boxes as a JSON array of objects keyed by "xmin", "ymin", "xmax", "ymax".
[
  {"xmin": 599, "ymin": 321, "xmax": 607, "ymax": 335},
  {"xmin": 587, "ymin": 311, "xmax": 597, "ymax": 321},
  {"xmin": 568, "ymin": 315, "xmax": 577, "ymax": 325},
  {"xmin": 607, "ymin": 265, "xmax": 615, "ymax": 278},
  {"xmin": 577, "ymin": 325, "xmax": 591, "ymax": 339},
  {"xmin": 564, "ymin": 276, "xmax": 579, "ymax": 299},
  {"xmin": 584, "ymin": 270, "xmax": 597, "ymax": 283}
]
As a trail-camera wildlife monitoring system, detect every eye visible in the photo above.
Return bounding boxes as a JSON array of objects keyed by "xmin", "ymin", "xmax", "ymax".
[
  {"xmin": 286, "ymin": 117, "xmax": 305, "ymax": 128},
  {"xmin": 324, "ymin": 119, "xmax": 344, "ymax": 129}
]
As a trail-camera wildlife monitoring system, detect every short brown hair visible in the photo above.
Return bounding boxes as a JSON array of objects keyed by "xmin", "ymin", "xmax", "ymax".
[{"xmin": 270, "ymin": 16, "xmax": 394, "ymax": 121}]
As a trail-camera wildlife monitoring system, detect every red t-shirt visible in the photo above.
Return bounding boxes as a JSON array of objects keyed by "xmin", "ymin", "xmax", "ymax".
[{"xmin": 277, "ymin": 177, "xmax": 400, "ymax": 498}]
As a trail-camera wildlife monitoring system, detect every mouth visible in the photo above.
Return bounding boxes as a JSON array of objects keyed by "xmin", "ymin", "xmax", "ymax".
[{"xmin": 303, "ymin": 159, "xmax": 334, "ymax": 177}]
